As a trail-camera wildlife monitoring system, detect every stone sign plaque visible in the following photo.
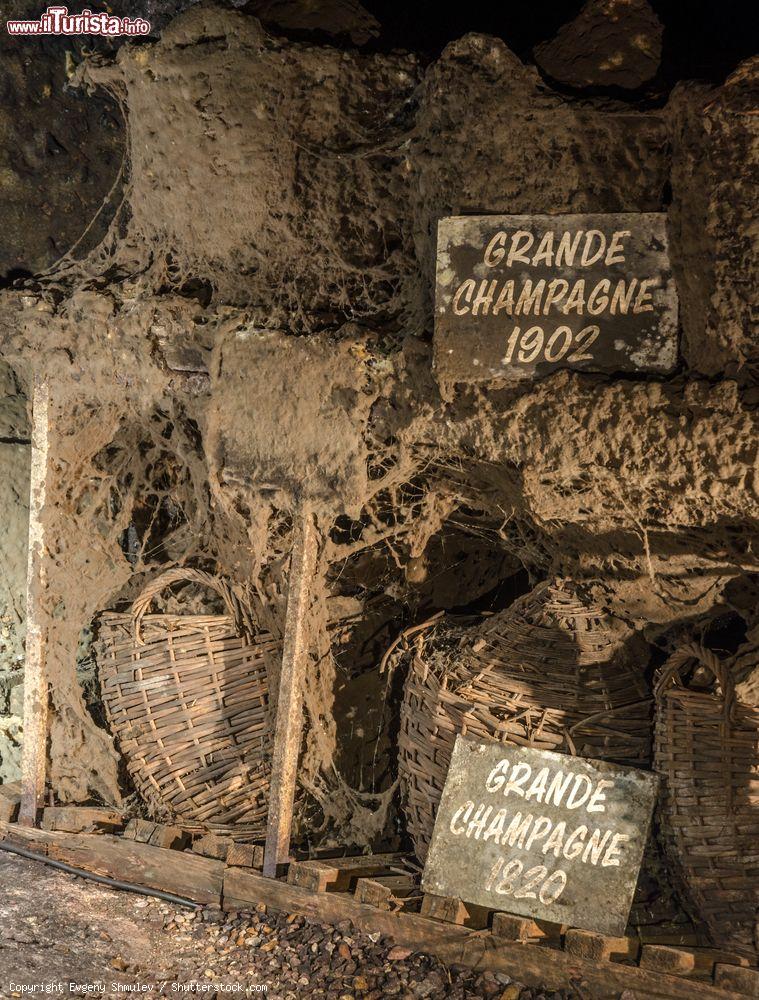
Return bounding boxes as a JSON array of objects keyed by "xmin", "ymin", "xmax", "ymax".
[
  {"xmin": 434, "ymin": 213, "xmax": 678, "ymax": 383},
  {"xmin": 421, "ymin": 736, "xmax": 658, "ymax": 935}
]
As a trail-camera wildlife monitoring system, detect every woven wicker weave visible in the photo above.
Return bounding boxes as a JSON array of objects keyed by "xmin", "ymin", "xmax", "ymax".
[
  {"xmin": 654, "ymin": 642, "xmax": 759, "ymax": 958},
  {"xmin": 394, "ymin": 580, "xmax": 652, "ymax": 861},
  {"xmin": 96, "ymin": 568, "xmax": 279, "ymax": 839}
]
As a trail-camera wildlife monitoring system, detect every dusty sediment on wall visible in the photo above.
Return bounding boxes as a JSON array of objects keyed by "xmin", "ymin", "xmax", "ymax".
[
  {"xmin": 668, "ymin": 59, "xmax": 759, "ymax": 375},
  {"xmin": 0, "ymin": 5, "xmax": 756, "ymax": 846}
]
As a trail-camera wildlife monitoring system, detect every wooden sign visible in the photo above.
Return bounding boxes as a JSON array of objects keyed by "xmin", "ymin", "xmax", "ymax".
[
  {"xmin": 434, "ymin": 213, "xmax": 678, "ymax": 383},
  {"xmin": 421, "ymin": 736, "xmax": 658, "ymax": 936}
]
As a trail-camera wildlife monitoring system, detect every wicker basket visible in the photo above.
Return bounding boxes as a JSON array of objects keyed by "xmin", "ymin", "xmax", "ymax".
[
  {"xmin": 96, "ymin": 568, "xmax": 280, "ymax": 839},
  {"xmin": 394, "ymin": 580, "xmax": 652, "ymax": 861},
  {"xmin": 654, "ymin": 642, "xmax": 759, "ymax": 958}
]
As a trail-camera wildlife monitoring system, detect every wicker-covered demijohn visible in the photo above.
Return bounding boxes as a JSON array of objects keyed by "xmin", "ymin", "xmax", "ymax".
[
  {"xmin": 393, "ymin": 579, "xmax": 652, "ymax": 861},
  {"xmin": 654, "ymin": 642, "xmax": 759, "ymax": 958},
  {"xmin": 96, "ymin": 568, "xmax": 280, "ymax": 839}
]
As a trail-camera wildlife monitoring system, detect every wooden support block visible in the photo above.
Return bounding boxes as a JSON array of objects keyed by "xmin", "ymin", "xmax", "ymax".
[
  {"xmin": 287, "ymin": 853, "xmax": 406, "ymax": 893},
  {"xmin": 0, "ymin": 782, "xmax": 22, "ymax": 823},
  {"xmin": 354, "ymin": 875, "xmax": 416, "ymax": 911},
  {"xmin": 492, "ymin": 912, "xmax": 562, "ymax": 943},
  {"xmin": 564, "ymin": 928, "xmax": 640, "ymax": 964},
  {"xmin": 714, "ymin": 964, "xmax": 759, "ymax": 997},
  {"xmin": 641, "ymin": 945, "xmax": 698, "ymax": 976},
  {"xmin": 192, "ymin": 834, "xmax": 234, "ymax": 861},
  {"xmin": 227, "ymin": 843, "xmax": 265, "ymax": 869},
  {"xmin": 420, "ymin": 893, "xmax": 490, "ymax": 930},
  {"xmin": 41, "ymin": 807, "xmax": 123, "ymax": 834}
]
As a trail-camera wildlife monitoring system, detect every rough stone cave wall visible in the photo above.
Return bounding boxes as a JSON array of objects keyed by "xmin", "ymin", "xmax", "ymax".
[{"xmin": 0, "ymin": 3, "xmax": 756, "ymax": 848}]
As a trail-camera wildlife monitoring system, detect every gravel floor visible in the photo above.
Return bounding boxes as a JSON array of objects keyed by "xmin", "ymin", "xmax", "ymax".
[{"xmin": 0, "ymin": 853, "xmax": 585, "ymax": 999}]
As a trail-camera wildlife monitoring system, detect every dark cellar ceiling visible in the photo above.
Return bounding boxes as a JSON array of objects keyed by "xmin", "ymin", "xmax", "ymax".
[
  {"xmin": 361, "ymin": 0, "xmax": 758, "ymax": 83},
  {"xmin": 10, "ymin": 0, "xmax": 755, "ymax": 83}
]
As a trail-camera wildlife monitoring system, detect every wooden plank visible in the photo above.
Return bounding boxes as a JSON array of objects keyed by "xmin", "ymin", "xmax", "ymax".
[
  {"xmin": 263, "ymin": 506, "xmax": 317, "ymax": 878},
  {"xmin": 222, "ymin": 867, "xmax": 739, "ymax": 1000},
  {"xmin": 0, "ymin": 822, "xmax": 220, "ymax": 903},
  {"xmin": 421, "ymin": 893, "xmax": 490, "ymax": 930},
  {"xmin": 287, "ymin": 853, "xmax": 406, "ymax": 893},
  {"xmin": 19, "ymin": 374, "xmax": 50, "ymax": 827},
  {"xmin": 227, "ymin": 843, "xmax": 264, "ymax": 869},
  {"xmin": 45, "ymin": 832, "xmax": 222, "ymax": 905},
  {"xmin": 41, "ymin": 806, "xmax": 123, "ymax": 834}
]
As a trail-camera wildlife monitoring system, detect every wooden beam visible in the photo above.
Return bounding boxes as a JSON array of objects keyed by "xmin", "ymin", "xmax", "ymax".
[
  {"xmin": 222, "ymin": 867, "xmax": 740, "ymax": 1000},
  {"xmin": 1, "ymin": 822, "xmax": 222, "ymax": 905},
  {"xmin": 41, "ymin": 806, "xmax": 123, "ymax": 834},
  {"xmin": 287, "ymin": 853, "xmax": 407, "ymax": 893},
  {"xmin": 19, "ymin": 374, "xmax": 50, "ymax": 827},
  {"xmin": 263, "ymin": 505, "xmax": 317, "ymax": 877}
]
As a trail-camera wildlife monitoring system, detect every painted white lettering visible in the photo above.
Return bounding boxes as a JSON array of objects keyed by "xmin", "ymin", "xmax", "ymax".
[
  {"xmin": 507, "ymin": 231, "xmax": 535, "ymax": 267},
  {"xmin": 605, "ymin": 230, "xmax": 629, "ymax": 265},
  {"xmin": 483, "ymin": 231, "xmax": 508, "ymax": 267},
  {"xmin": 566, "ymin": 774, "xmax": 592, "ymax": 809},
  {"xmin": 485, "ymin": 760, "xmax": 509, "ymax": 793},
  {"xmin": 587, "ymin": 279, "xmax": 611, "ymax": 315},
  {"xmin": 587, "ymin": 779, "xmax": 615, "ymax": 813},
  {"xmin": 580, "ymin": 230, "xmax": 606, "ymax": 266},
  {"xmin": 504, "ymin": 812, "xmax": 534, "ymax": 849},
  {"xmin": 602, "ymin": 832, "xmax": 630, "ymax": 867},
  {"xmin": 524, "ymin": 767, "xmax": 550, "ymax": 803},
  {"xmin": 452, "ymin": 279, "xmax": 474, "ymax": 315},
  {"xmin": 450, "ymin": 801, "xmax": 473, "ymax": 835},
  {"xmin": 503, "ymin": 762, "xmax": 532, "ymax": 798},
  {"xmin": 563, "ymin": 825, "xmax": 588, "ymax": 860},
  {"xmin": 525, "ymin": 816, "xmax": 553, "ymax": 850},
  {"xmin": 582, "ymin": 828, "xmax": 612, "ymax": 866},
  {"xmin": 634, "ymin": 278, "xmax": 656, "ymax": 313},
  {"xmin": 555, "ymin": 231, "xmax": 582, "ymax": 267}
]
